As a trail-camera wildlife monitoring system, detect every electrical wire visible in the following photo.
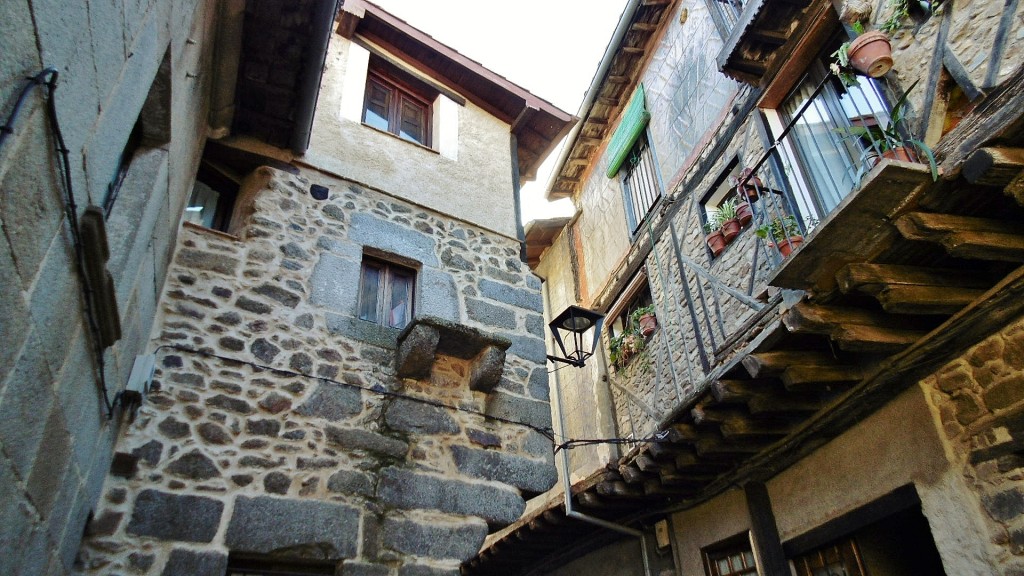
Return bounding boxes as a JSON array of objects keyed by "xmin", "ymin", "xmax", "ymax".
[{"xmin": 2, "ymin": 69, "xmax": 115, "ymax": 419}]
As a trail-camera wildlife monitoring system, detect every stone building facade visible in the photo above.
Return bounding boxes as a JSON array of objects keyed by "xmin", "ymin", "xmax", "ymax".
[
  {"xmin": 2, "ymin": 1, "xmax": 573, "ymax": 575},
  {"xmin": 469, "ymin": 0, "xmax": 1024, "ymax": 575}
]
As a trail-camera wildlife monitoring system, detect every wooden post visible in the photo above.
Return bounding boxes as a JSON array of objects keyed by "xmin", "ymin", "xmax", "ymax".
[{"xmin": 744, "ymin": 482, "xmax": 790, "ymax": 576}]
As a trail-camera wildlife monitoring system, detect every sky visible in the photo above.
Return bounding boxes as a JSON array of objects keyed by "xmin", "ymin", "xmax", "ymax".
[{"xmin": 370, "ymin": 0, "xmax": 627, "ymax": 223}]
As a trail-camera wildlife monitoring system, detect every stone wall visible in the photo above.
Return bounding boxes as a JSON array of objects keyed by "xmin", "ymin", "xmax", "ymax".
[
  {"xmin": 923, "ymin": 314, "xmax": 1024, "ymax": 575},
  {"xmin": 78, "ymin": 167, "xmax": 556, "ymax": 575},
  {"xmin": 0, "ymin": 1, "xmax": 215, "ymax": 573}
]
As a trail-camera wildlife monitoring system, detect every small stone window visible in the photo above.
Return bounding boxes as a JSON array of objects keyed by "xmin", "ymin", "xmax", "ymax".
[
  {"xmin": 226, "ymin": 554, "xmax": 339, "ymax": 575},
  {"xmin": 363, "ymin": 58, "xmax": 435, "ymax": 146},
  {"xmin": 358, "ymin": 255, "xmax": 416, "ymax": 329},
  {"xmin": 702, "ymin": 532, "xmax": 758, "ymax": 576}
]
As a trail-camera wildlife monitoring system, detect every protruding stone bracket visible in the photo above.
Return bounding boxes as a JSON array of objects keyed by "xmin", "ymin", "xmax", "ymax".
[{"xmin": 395, "ymin": 317, "xmax": 511, "ymax": 393}]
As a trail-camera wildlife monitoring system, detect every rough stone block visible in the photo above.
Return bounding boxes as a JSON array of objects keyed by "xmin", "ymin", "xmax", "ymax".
[
  {"xmin": 26, "ymin": 405, "xmax": 72, "ymax": 519},
  {"xmin": 419, "ymin": 268, "xmax": 460, "ymax": 322},
  {"xmin": 0, "ymin": 333, "xmax": 56, "ymax": 479},
  {"xmin": 377, "ymin": 467, "xmax": 525, "ymax": 526},
  {"xmin": 160, "ymin": 549, "xmax": 228, "ymax": 576},
  {"xmin": 326, "ymin": 427, "xmax": 408, "ymax": 459},
  {"xmin": 349, "ymin": 212, "xmax": 439, "ymax": 267},
  {"xmin": 126, "ymin": 490, "xmax": 223, "ymax": 542},
  {"xmin": 451, "ymin": 446, "xmax": 557, "ymax": 493},
  {"xmin": 175, "ymin": 248, "xmax": 239, "ymax": 275},
  {"xmin": 295, "ymin": 382, "xmax": 362, "ymax": 421},
  {"xmin": 466, "ymin": 299, "xmax": 516, "ymax": 330},
  {"xmin": 345, "ymin": 562, "xmax": 391, "ymax": 576},
  {"xmin": 226, "ymin": 496, "xmax": 359, "ymax": 559},
  {"xmin": 385, "ymin": 398, "xmax": 459, "ymax": 434},
  {"xmin": 505, "ymin": 333, "xmax": 547, "ymax": 364},
  {"xmin": 310, "ymin": 253, "xmax": 360, "ymax": 313},
  {"xmin": 398, "ymin": 564, "xmax": 461, "ymax": 576},
  {"xmin": 479, "ymin": 279, "xmax": 543, "ymax": 313},
  {"xmin": 469, "ymin": 345, "xmax": 506, "ymax": 393},
  {"xmin": 327, "ymin": 470, "xmax": 375, "ymax": 496},
  {"xmin": 0, "ymin": 236, "xmax": 29, "ymax": 380},
  {"xmin": 166, "ymin": 449, "xmax": 221, "ymax": 480},
  {"xmin": 485, "ymin": 391, "xmax": 552, "ymax": 431},
  {"xmin": 382, "ymin": 516, "xmax": 488, "ymax": 561},
  {"xmin": 395, "ymin": 324, "xmax": 440, "ymax": 379},
  {"xmin": 527, "ymin": 367, "xmax": 549, "ymax": 400}
]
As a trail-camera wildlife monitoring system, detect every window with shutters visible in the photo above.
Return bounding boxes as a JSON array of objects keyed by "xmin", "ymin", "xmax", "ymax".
[
  {"xmin": 358, "ymin": 256, "xmax": 416, "ymax": 329},
  {"xmin": 702, "ymin": 533, "xmax": 758, "ymax": 576},
  {"xmin": 362, "ymin": 64, "xmax": 432, "ymax": 146}
]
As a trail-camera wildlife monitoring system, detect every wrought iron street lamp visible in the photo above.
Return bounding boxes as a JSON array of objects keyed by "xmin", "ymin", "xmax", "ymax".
[{"xmin": 546, "ymin": 305, "xmax": 604, "ymax": 368}]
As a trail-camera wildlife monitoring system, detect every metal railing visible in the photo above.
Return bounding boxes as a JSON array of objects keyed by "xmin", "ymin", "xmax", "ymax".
[
  {"xmin": 707, "ymin": 0, "xmax": 745, "ymax": 38},
  {"xmin": 623, "ymin": 134, "xmax": 664, "ymax": 234}
]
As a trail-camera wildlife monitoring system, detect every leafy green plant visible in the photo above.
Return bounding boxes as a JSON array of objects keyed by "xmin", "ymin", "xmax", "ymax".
[
  {"xmin": 717, "ymin": 199, "xmax": 739, "ymax": 222},
  {"xmin": 755, "ymin": 215, "xmax": 801, "ymax": 243},
  {"xmin": 881, "ymin": 0, "xmax": 943, "ymax": 34},
  {"xmin": 835, "ymin": 80, "xmax": 938, "ymax": 180},
  {"xmin": 830, "ymin": 21, "xmax": 865, "ymax": 87}
]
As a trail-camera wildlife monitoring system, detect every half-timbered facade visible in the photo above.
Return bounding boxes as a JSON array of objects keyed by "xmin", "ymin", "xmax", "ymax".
[{"xmin": 472, "ymin": 0, "xmax": 1024, "ymax": 574}]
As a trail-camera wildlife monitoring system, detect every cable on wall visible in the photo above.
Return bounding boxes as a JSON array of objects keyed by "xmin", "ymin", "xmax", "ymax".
[{"xmin": 1, "ymin": 69, "xmax": 116, "ymax": 419}]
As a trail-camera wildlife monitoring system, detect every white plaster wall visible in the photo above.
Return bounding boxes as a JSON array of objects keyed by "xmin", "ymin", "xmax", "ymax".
[
  {"xmin": 767, "ymin": 384, "xmax": 996, "ymax": 575},
  {"xmin": 669, "ymin": 488, "xmax": 751, "ymax": 575},
  {"xmin": 306, "ymin": 35, "xmax": 518, "ymax": 238}
]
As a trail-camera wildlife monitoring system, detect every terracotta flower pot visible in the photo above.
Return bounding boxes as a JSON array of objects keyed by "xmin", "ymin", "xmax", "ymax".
[
  {"xmin": 706, "ymin": 230, "xmax": 726, "ymax": 256},
  {"xmin": 736, "ymin": 202, "xmax": 753, "ymax": 226},
  {"xmin": 774, "ymin": 235, "xmax": 804, "ymax": 257},
  {"xmin": 721, "ymin": 218, "xmax": 741, "ymax": 243},
  {"xmin": 848, "ymin": 31, "xmax": 893, "ymax": 78},
  {"xmin": 882, "ymin": 146, "xmax": 915, "ymax": 162},
  {"xmin": 638, "ymin": 313, "xmax": 657, "ymax": 337}
]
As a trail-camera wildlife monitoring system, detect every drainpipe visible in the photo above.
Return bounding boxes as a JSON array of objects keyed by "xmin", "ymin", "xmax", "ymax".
[
  {"xmin": 291, "ymin": 0, "xmax": 339, "ymax": 155},
  {"xmin": 542, "ymin": 282, "xmax": 652, "ymax": 576},
  {"xmin": 542, "ymin": 0, "xmax": 645, "ymax": 200}
]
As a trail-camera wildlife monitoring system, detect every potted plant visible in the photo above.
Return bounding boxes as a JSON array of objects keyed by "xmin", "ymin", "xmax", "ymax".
[
  {"xmin": 704, "ymin": 220, "xmax": 726, "ymax": 257},
  {"xmin": 831, "ymin": 21, "xmax": 893, "ymax": 85},
  {"xmin": 631, "ymin": 305, "xmax": 658, "ymax": 337},
  {"xmin": 733, "ymin": 167, "xmax": 762, "ymax": 201},
  {"xmin": 835, "ymin": 80, "xmax": 939, "ymax": 180},
  {"xmin": 717, "ymin": 199, "xmax": 742, "ymax": 244},
  {"xmin": 756, "ymin": 215, "xmax": 804, "ymax": 257},
  {"xmin": 735, "ymin": 198, "xmax": 753, "ymax": 227}
]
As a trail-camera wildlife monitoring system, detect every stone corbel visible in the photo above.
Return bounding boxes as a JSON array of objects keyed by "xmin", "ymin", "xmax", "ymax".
[{"xmin": 395, "ymin": 317, "xmax": 512, "ymax": 393}]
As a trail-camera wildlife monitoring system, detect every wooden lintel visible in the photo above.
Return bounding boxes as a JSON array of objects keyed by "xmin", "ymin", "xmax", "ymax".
[
  {"xmin": 895, "ymin": 212, "xmax": 1024, "ymax": 262},
  {"xmin": 742, "ymin": 350, "xmax": 840, "ymax": 378},
  {"xmin": 962, "ymin": 146, "xmax": 1024, "ymax": 186}
]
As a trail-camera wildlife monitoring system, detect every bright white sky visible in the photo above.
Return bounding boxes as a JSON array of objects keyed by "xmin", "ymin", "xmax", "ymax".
[{"xmin": 370, "ymin": 0, "xmax": 627, "ymax": 224}]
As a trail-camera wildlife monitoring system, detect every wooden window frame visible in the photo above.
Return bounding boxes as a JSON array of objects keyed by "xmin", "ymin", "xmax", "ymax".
[
  {"xmin": 702, "ymin": 532, "xmax": 759, "ymax": 576},
  {"xmin": 362, "ymin": 66, "xmax": 433, "ymax": 147},
  {"xmin": 357, "ymin": 255, "xmax": 416, "ymax": 330}
]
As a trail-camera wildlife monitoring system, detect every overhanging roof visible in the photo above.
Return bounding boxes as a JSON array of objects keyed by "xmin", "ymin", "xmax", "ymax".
[{"xmin": 337, "ymin": 0, "xmax": 577, "ymax": 182}]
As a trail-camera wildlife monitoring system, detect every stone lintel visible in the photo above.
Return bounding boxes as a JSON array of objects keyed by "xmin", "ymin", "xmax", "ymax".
[{"xmin": 395, "ymin": 317, "xmax": 512, "ymax": 389}]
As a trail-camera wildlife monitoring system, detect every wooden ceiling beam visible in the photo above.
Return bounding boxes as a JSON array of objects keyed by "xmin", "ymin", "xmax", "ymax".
[
  {"xmin": 742, "ymin": 350, "xmax": 841, "ymax": 378},
  {"xmin": 895, "ymin": 212, "xmax": 1024, "ymax": 262},
  {"xmin": 837, "ymin": 262, "xmax": 991, "ymax": 315},
  {"xmin": 780, "ymin": 364, "xmax": 863, "ymax": 392},
  {"xmin": 712, "ymin": 379, "xmax": 782, "ymax": 403},
  {"xmin": 962, "ymin": 146, "xmax": 1024, "ymax": 186},
  {"xmin": 782, "ymin": 301, "xmax": 908, "ymax": 335}
]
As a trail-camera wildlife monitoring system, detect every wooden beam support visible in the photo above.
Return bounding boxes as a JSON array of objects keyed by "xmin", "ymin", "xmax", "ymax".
[
  {"xmin": 742, "ymin": 351, "xmax": 840, "ymax": 378},
  {"xmin": 630, "ymin": 22, "xmax": 659, "ymax": 32},
  {"xmin": 895, "ymin": 212, "xmax": 1024, "ymax": 262},
  {"xmin": 719, "ymin": 418, "xmax": 793, "ymax": 439},
  {"xmin": 747, "ymin": 395, "xmax": 821, "ymax": 416},
  {"xmin": 783, "ymin": 301, "xmax": 908, "ymax": 335},
  {"xmin": 836, "ymin": 262, "xmax": 990, "ymax": 314},
  {"xmin": 712, "ymin": 379, "xmax": 781, "ymax": 403},
  {"xmin": 831, "ymin": 324, "xmax": 926, "ymax": 353},
  {"xmin": 780, "ymin": 364, "xmax": 863, "ymax": 392},
  {"xmin": 745, "ymin": 482, "xmax": 790, "ymax": 576},
  {"xmin": 962, "ymin": 146, "xmax": 1024, "ymax": 186}
]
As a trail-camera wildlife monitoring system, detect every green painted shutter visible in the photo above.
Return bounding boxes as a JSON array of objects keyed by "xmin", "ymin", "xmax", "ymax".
[{"xmin": 605, "ymin": 84, "xmax": 651, "ymax": 178}]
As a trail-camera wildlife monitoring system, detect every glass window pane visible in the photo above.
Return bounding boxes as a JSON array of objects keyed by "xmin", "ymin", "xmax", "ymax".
[
  {"xmin": 358, "ymin": 264, "xmax": 382, "ymax": 322},
  {"xmin": 364, "ymin": 78, "xmax": 392, "ymax": 132},
  {"xmin": 388, "ymin": 271, "xmax": 414, "ymax": 328}
]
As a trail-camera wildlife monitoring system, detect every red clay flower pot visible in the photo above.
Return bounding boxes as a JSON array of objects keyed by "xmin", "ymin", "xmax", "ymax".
[
  {"xmin": 706, "ymin": 230, "xmax": 726, "ymax": 256},
  {"xmin": 774, "ymin": 235, "xmax": 804, "ymax": 257},
  {"xmin": 638, "ymin": 314, "xmax": 657, "ymax": 337},
  {"xmin": 721, "ymin": 218, "xmax": 741, "ymax": 243},
  {"xmin": 849, "ymin": 31, "xmax": 893, "ymax": 78},
  {"xmin": 882, "ymin": 146, "xmax": 915, "ymax": 162},
  {"xmin": 736, "ymin": 202, "xmax": 753, "ymax": 227}
]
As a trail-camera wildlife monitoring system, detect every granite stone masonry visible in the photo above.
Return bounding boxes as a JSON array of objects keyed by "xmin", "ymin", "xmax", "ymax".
[
  {"xmin": 77, "ymin": 168, "xmax": 556, "ymax": 574},
  {"xmin": 923, "ymin": 315, "xmax": 1024, "ymax": 574}
]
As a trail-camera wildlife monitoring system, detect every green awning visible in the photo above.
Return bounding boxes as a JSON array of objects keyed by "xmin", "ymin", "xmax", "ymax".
[{"xmin": 605, "ymin": 84, "xmax": 651, "ymax": 178}]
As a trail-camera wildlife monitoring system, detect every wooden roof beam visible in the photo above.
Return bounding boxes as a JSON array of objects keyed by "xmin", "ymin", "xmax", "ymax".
[
  {"xmin": 780, "ymin": 364, "xmax": 863, "ymax": 392},
  {"xmin": 742, "ymin": 350, "xmax": 842, "ymax": 378},
  {"xmin": 837, "ymin": 262, "xmax": 990, "ymax": 315},
  {"xmin": 962, "ymin": 146, "xmax": 1024, "ymax": 187},
  {"xmin": 895, "ymin": 212, "xmax": 1024, "ymax": 262}
]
